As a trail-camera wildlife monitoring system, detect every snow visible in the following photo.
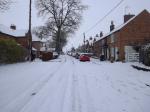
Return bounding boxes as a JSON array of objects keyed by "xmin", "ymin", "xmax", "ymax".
[
  {"xmin": 32, "ymin": 47, "xmax": 37, "ymax": 51},
  {"xmin": 0, "ymin": 24, "xmax": 27, "ymax": 37},
  {"xmin": 0, "ymin": 55, "xmax": 150, "ymax": 112}
]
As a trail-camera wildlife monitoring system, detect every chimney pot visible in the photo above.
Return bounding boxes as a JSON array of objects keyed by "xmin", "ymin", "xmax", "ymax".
[
  {"xmin": 110, "ymin": 21, "xmax": 115, "ymax": 32},
  {"xmin": 10, "ymin": 24, "xmax": 16, "ymax": 30},
  {"xmin": 100, "ymin": 31, "xmax": 103, "ymax": 37}
]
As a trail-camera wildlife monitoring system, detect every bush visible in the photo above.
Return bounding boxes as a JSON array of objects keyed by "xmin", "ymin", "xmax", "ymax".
[
  {"xmin": 144, "ymin": 51, "xmax": 150, "ymax": 66},
  {"xmin": 0, "ymin": 39, "xmax": 28, "ymax": 64}
]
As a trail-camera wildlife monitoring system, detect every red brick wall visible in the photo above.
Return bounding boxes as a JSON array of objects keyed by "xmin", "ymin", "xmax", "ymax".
[
  {"xmin": 93, "ymin": 40, "xmax": 101, "ymax": 57},
  {"xmin": 0, "ymin": 33, "xmax": 28, "ymax": 49},
  {"xmin": 119, "ymin": 10, "xmax": 150, "ymax": 60},
  {"xmin": 0, "ymin": 33, "xmax": 15, "ymax": 40},
  {"xmin": 89, "ymin": 10, "xmax": 150, "ymax": 61},
  {"xmin": 107, "ymin": 32, "xmax": 120, "ymax": 60}
]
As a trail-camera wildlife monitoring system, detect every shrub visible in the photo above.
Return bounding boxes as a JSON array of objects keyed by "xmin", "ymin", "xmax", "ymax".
[{"xmin": 0, "ymin": 39, "xmax": 28, "ymax": 64}]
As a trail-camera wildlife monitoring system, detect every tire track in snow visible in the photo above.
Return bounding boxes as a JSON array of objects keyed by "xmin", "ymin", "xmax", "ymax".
[
  {"xmin": 72, "ymin": 58, "xmax": 97, "ymax": 112},
  {"xmin": 72, "ymin": 73, "xmax": 82, "ymax": 112},
  {"xmin": 20, "ymin": 55, "xmax": 75, "ymax": 112},
  {"xmin": 0, "ymin": 57, "xmax": 67, "ymax": 112},
  {"xmin": 62, "ymin": 57, "xmax": 82, "ymax": 112}
]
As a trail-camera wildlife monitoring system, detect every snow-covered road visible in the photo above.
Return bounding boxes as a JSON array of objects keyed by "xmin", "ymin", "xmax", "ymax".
[{"xmin": 0, "ymin": 55, "xmax": 150, "ymax": 112}]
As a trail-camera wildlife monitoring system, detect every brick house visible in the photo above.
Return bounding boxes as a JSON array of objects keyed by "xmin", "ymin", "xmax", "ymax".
[
  {"xmin": 0, "ymin": 24, "xmax": 46, "ymax": 56},
  {"xmin": 32, "ymin": 34, "xmax": 45, "ymax": 51},
  {"xmin": 0, "ymin": 24, "xmax": 29, "ymax": 48},
  {"xmin": 93, "ymin": 9, "xmax": 150, "ymax": 61},
  {"xmin": 32, "ymin": 34, "xmax": 47, "ymax": 57}
]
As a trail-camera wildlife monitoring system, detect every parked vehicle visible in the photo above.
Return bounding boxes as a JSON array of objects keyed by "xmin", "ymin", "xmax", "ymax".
[
  {"xmin": 72, "ymin": 52, "xmax": 76, "ymax": 57},
  {"xmin": 40, "ymin": 51, "xmax": 53, "ymax": 61},
  {"xmin": 79, "ymin": 53, "xmax": 93, "ymax": 57},
  {"xmin": 100, "ymin": 55, "xmax": 105, "ymax": 61},
  {"xmin": 75, "ymin": 53, "xmax": 80, "ymax": 59},
  {"xmin": 79, "ymin": 55, "xmax": 90, "ymax": 61},
  {"xmin": 53, "ymin": 52, "xmax": 59, "ymax": 59}
]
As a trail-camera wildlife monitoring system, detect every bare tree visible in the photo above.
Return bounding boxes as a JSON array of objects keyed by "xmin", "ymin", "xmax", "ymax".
[
  {"xmin": 0, "ymin": 0, "xmax": 12, "ymax": 12},
  {"xmin": 33, "ymin": 25, "xmax": 68, "ymax": 50},
  {"xmin": 35, "ymin": 0, "xmax": 86, "ymax": 53}
]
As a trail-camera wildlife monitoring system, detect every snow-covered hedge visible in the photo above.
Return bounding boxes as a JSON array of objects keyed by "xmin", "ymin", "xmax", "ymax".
[
  {"xmin": 142, "ymin": 43, "xmax": 150, "ymax": 51},
  {"xmin": 0, "ymin": 39, "xmax": 28, "ymax": 64},
  {"xmin": 140, "ymin": 43, "xmax": 150, "ymax": 66}
]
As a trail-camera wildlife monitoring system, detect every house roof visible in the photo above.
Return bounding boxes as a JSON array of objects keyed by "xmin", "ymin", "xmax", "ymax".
[
  {"xmin": 0, "ymin": 24, "xmax": 47, "ymax": 42},
  {"xmin": 0, "ymin": 24, "xmax": 27, "ymax": 37},
  {"xmin": 95, "ymin": 9, "xmax": 149, "ymax": 42}
]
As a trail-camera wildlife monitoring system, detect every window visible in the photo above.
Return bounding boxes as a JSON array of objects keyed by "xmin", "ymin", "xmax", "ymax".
[
  {"xmin": 111, "ymin": 34, "xmax": 115, "ymax": 43},
  {"xmin": 111, "ymin": 47, "xmax": 114, "ymax": 57}
]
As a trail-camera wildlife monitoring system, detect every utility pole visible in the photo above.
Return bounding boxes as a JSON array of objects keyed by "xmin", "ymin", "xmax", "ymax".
[
  {"xmin": 28, "ymin": 0, "xmax": 32, "ymax": 61},
  {"xmin": 83, "ymin": 33, "xmax": 86, "ymax": 53}
]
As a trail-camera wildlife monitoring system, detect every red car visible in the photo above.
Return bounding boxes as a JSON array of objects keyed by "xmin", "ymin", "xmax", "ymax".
[{"xmin": 79, "ymin": 55, "xmax": 90, "ymax": 61}]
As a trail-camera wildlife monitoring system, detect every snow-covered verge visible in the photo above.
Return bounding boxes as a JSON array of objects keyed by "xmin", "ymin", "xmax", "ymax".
[
  {"xmin": 88, "ymin": 59, "xmax": 150, "ymax": 112},
  {"xmin": 0, "ymin": 56, "xmax": 66, "ymax": 112},
  {"xmin": 0, "ymin": 55, "xmax": 150, "ymax": 112}
]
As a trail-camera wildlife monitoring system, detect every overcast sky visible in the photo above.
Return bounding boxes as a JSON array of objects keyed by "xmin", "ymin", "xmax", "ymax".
[{"xmin": 0, "ymin": 0, "xmax": 150, "ymax": 50}]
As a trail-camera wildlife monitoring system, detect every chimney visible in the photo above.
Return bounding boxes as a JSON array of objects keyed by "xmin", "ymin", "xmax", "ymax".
[
  {"xmin": 124, "ymin": 14, "xmax": 135, "ymax": 23},
  {"xmin": 110, "ymin": 21, "xmax": 115, "ymax": 32},
  {"xmin": 100, "ymin": 31, "xmax": 103, "ymax": 37},
  {"xmin": 93, "ymin": 38, "xmax": 96, "ymax": 42},
  {"xmin": 10, "ymin": 24, "xmax": 16, "ymax": 30}
]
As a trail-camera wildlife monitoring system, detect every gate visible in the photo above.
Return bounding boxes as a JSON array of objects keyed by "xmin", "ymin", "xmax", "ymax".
[{"xmin": 127, "ymin": 53, "xmax": 139, "ymax": 62}]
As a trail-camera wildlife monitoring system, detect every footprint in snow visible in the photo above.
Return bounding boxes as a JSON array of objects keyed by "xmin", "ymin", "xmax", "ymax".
[
  {"xmin": 128, "ymin": 82, "xmax": 137, "ymax": 86},
  {"xmin": 133, "ymin": 97, "xmax": 139, "ymax": 101},
  {"xmin": 120, "ymin": 83, "xmax": 127, "ymax": 87},
  {"xmin": 117, "ymin": 80, "xmax": 124, "ymax": 83},
  {"xmin": 139, "ymin": 85, "xmax": 146, "ymax": 89},
  {"xmin": 122, "ymin": 109, "xmax": 127, "ymax": 112},
  {"xmin": 31, "ymin": 92, "xmax": 36, "ymax": 96},
  {"xmin": 145, "ymin": 84, "xmax": 150, "ymax": 87},
  {"xmin": 117, "ymin": 89, "xmax": 122, "ymax": 93},
  {"xmin": 133, "ymin": 87, "xmax": 139, "ymax": 91}
]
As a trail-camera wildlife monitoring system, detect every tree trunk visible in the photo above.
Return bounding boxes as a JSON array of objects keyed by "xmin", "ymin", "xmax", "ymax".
[{"xmin": 56, "ymin": 27, "xmax": 61, "ymax": 54}]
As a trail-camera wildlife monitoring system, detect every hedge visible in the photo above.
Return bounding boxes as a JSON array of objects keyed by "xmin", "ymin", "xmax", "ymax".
[{"xmin": 0, "ymin": 39, "xmax": 28, "ymax": 64}]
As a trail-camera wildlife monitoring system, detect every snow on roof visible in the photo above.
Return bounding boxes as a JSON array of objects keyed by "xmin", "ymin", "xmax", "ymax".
[
  {"xmin": 40, "ymin": 47, "xmax": 55, "ymax": 52},
  {"xmin": 0, "ymin": 24, "xmax": 27, "ymax": 37},
  {"xmin": 95, "ymin": 10, "xmax": 148, "ymax": 42},
  {"xmin": 0, "ymin": 24, "xmax": 47, "ymax": 42},
  {"xmin": 89, "ymin": 39, "xmax": 93, "ymax": 45},
  {"xmin": 32, "ymin": 34, "xmax": 47, "ymax": 42},
  {"xmin": 143, "ymin": 43, "xmax": 150, "ymax": 50},
  {"xmin": 32, "ymin": 47, "xmax": 37, "ymax": 51},
  {"xmin": 40, "ymin": 47, "xmax": 46, "ymax": 51}
]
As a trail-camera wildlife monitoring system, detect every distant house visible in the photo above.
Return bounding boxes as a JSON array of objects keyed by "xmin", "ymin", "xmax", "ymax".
[
  {"xmin": 93, "ymin": 9, "xmax": 150, "ymax": 62},
  {"xmin": 32, "ymin": 34, "xmax": 47, "ymax": 57}
]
